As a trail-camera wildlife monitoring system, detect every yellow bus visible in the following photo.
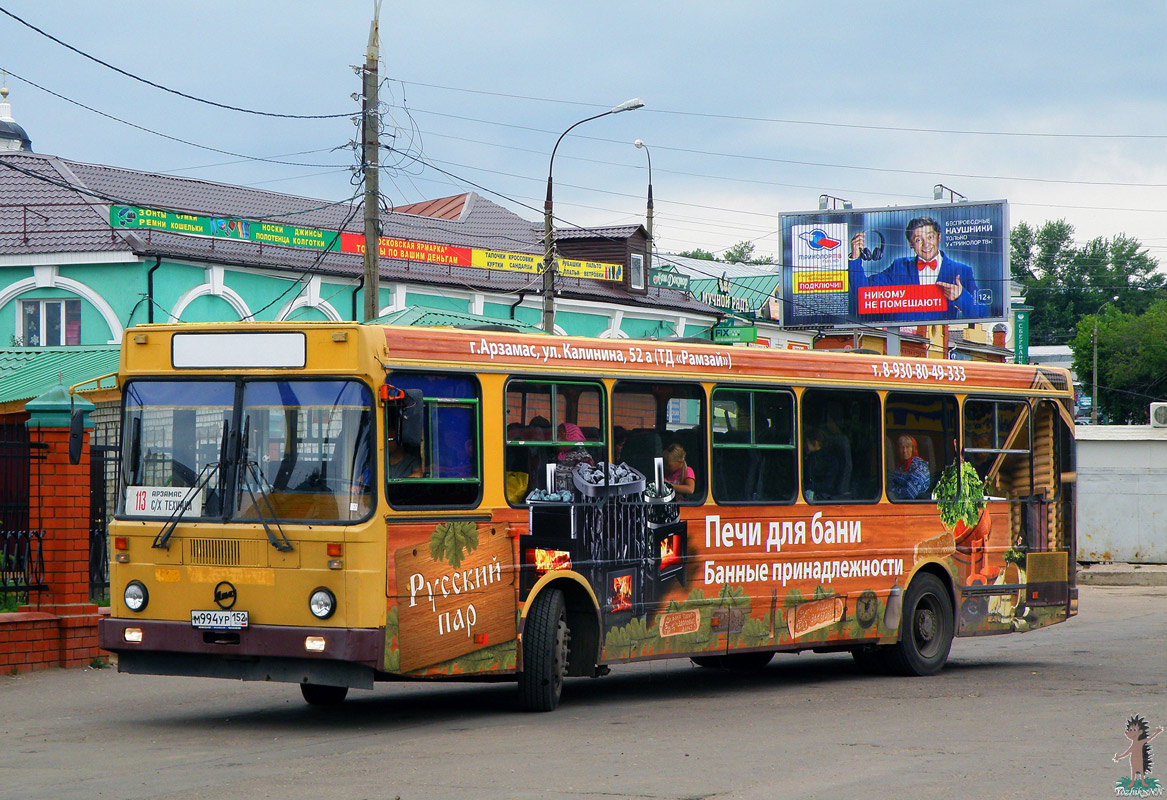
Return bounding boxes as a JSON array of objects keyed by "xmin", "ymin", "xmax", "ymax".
[{"xmin": 98, "ymin": 321, "xmax": 1077, "ymax": 711}]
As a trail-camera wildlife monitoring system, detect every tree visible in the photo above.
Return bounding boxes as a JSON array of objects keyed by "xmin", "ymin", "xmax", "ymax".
[
  {"xmin": 1071, "ymin": 298, "xmax": 1167, "ymax": 423},
  {"xmin": 722, "ymin": 240, "xmax": 774, "ymax": 266},
  {"xmin": 1011, "ymin": 220, "xmax": 1167, "ymax": 346},
  {"xmin": 676, "ymin": 248, "xmax": 716, "ymax": 261},
  {"xmin": 723, "ymin": 241, "xmax": 755, "ymax": 264}
]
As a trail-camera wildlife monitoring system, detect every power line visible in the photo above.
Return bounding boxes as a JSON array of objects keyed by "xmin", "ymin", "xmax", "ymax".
[
  {"xmin": 0, "ymin": 6, "xmax": 350, "ymax": 119},
  {"xmin": 0, "ymin": 67, "xmax": 351, "ymax": 168},
  {"xmin": 404, "ymin": 106, "xmax": 1167, "ymax": 189},
  {"xmin": 0, "ymin": 156, "xmax": 363, "ymax": 221},
  {"xmin": 392, "ymin": 78, "xmax": 1167, "ymax": 141},
  {"xmin": 162, "ymin": 148, "xmax": 342, "ymax": 174},
  {"xmin": 413, "ymin": 128, "xmax": 924, "ymax": 203}
]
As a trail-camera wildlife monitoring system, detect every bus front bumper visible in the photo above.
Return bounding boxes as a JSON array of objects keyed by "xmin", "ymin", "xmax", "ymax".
[{"xmin": 100, "ymin": 618, "xmax": 384, "ymax": 689}]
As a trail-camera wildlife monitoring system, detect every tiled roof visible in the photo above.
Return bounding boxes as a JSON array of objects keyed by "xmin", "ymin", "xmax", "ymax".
[
  {"xmin": 390, "ymin": 194, "xmax": 467, "ymax": 220},
  {"xmin": 554, "ymin": 224, "xmax": 643, "ymax": 241},
  {"xmin": 0, "ymin": 153, "xmax": 131, "ymax": 254},
  {"xmin": 0, "ymin": 345, "xmax": 121, "ymax": 405},
  {"xmin": 0, "ymin": 151, "xmax": 712, "ymax": 316}
]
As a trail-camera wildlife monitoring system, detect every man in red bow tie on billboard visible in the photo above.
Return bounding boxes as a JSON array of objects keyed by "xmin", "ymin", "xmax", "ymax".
[{"xmin": 848, "ymin": 216, "xmax": 986, "ymax": 322}]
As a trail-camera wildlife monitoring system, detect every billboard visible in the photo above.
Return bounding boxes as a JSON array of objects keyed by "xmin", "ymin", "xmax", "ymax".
[{"xmin": 778, "ymin": 201, "xmax": 1008, "ymax": 327}]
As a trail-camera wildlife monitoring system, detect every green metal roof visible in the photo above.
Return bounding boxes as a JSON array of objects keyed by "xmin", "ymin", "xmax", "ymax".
[
  {"xmin": 0, "ymin": 346, "xmax": 121, "ymax": 405},
  {"xmin": 688, "ymin": 273, "xmax": 782, "ymax": 316},
  {"xmin": 371, "ymin": 306, "xmax": 543, "ymax": 332}
]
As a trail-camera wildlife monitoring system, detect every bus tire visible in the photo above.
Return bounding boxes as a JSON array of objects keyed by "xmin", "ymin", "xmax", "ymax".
[
  {"xmin": 884, "ymin": 573, "xmax": 953, "ymax": 676},
  {"xmin": 300, "ymin": 683, "xmax": 348, "ymax": 705},
  {"xmin": 518, "ymin": 588, "xmax": 570, "ymax": 712}
]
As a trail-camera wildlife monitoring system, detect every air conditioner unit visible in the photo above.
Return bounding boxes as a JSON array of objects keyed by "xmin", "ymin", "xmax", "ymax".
[{"xmin": 1151, "ymin": 402, "xmax": 1167, "ymax": 428}]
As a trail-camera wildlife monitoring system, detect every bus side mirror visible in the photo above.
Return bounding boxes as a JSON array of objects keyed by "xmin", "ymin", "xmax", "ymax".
[
  {"xmin": 399, "ymin": 389, "xmax": 424, "ymax": 448},
  {"xmin": 69, "ymin": 408, "xmax": 85, "ymax": 465}
]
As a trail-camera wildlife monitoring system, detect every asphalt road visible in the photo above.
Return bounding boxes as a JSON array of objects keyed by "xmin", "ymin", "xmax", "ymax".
[{"xmin": 4, "ymin": 584, "xmax": 1165, "ymax": 800}]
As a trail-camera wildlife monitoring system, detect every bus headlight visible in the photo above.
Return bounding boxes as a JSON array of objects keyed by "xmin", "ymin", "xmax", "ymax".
[
  {"xmin": 309, "ymin": 588, "xmax": 336, "ymax": 619},
  {"xmin": 124, "ymin": 581, "xmax": 149, "ymax": 612}
]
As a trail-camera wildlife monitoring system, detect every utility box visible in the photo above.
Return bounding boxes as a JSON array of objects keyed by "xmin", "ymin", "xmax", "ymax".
[{"xmin": 1076, "ymin": 425, "xmax": 1167, "ymax": 563}]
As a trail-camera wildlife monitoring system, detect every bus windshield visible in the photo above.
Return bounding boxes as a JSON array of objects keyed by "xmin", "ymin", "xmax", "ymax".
[{"xmin": 120, "ymin": 378, "xmax": 374, "ymax": 523}]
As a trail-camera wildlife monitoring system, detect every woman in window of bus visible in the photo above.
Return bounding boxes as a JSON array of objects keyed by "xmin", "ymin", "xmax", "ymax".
[
  {"xmin": 386, "ymin": 434, "xmax": 423, "ymax": 479},
  {"xmin": 890, "ymin": 434, "xmax": 931, "ymax": 500},
  {"xmin": 663, "ymin": 443, "xmax": 696, "ymax": 496}
]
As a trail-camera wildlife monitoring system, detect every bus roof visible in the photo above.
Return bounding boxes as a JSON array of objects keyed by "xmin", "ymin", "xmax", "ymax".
[{"xmin": 120, "ymin": 321, "xmax": 1073, "ymax": 398}]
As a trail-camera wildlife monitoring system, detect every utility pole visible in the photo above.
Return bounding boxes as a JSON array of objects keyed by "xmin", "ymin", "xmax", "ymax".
[{"xmin": 361, "ymin": 4, "xmax": 381, "ymax": 322}]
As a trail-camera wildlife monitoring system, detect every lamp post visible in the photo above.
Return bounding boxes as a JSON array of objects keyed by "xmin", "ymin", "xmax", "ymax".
[
  {"xmin": 542, "ymin": 97, "xmax": 644, "ymax": 333},
  {"xmin": 1091, "ymin": 295, "xmax": 1119, "ymax": 424},
  {"xmin": 634, "ymin": 139, "xmax": 653, "ymax": 272}
]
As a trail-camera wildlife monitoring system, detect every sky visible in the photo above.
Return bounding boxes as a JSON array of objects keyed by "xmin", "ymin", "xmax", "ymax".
[{"xmin": 4, "ymin": 0, "xmax": 1167, "ymax": 267}]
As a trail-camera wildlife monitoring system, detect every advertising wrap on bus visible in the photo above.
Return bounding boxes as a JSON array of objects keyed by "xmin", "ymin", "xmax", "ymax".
[
  {"xmin": 99, "ymin": 322, "xmax": 1076, "ymax": 713},
  {"xmin": 778, "ymin": 201, "xmax": 1008, "ymax": 328}
]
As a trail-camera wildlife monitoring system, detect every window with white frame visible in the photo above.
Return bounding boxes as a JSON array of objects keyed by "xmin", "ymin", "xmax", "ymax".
[
  {"xmin": 629, "ymin": 252, "xmax": 645, "ymax": 290},
  {"xmin": 19, "ymin": 299, "xmax": 81, "ymax": 346}
]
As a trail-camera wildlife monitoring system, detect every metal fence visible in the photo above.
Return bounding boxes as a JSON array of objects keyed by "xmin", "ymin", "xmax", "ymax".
[
  {"xmin": 2, "ymin": 424, "xmax": 46, "ymax": 605},
  {"xmin": 1, "ymin": 422, "xmax": 43, "ymax": 533},
  {"xmin": 1, "ymin": 529, "xmax": 46, "ymax": 602},
  {"xmin": 89, "ymin": 421, "xmax": 120, "ymax": 600}
]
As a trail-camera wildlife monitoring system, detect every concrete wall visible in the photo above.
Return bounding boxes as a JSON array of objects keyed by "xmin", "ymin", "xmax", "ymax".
[{"xmin": 1076, "ymin": 425, "xmax": 1167, "ymax": 563}]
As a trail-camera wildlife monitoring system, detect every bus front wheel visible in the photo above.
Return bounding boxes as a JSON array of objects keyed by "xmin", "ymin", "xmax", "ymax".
[
  {"xmin": 884, "ymin": 573, "xmax": 953, "ymax": 676},
  {"xmin": 518, "ymin": 588, "xmax": 570, "ymax": 712},
  {"xmin": 300, "ymin": 683, "xmax": 348, "ymax": 705}
]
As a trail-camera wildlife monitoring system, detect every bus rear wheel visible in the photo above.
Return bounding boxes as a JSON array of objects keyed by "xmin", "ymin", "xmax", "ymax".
[
  {"xmin": 883, "ymin": 573, "xmax": 953, "ymax": 676},
  {"xmin": 518, "ymin": 588, "xmax": 570, "ymax": 712},
  {"xmin": 300, "ymin": 683, "xmax": 348, "ymax": 705}
]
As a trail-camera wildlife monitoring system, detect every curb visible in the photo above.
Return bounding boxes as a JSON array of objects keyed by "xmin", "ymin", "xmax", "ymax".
[{"xmin": 1076, "ymin": 564, "xmax": 1167, "ymax": 587}]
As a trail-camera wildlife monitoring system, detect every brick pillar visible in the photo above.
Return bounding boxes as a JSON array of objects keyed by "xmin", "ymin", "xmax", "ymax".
[{"xmin": 19, "ymin": 384, "xmax": 101, "ymax": 669}]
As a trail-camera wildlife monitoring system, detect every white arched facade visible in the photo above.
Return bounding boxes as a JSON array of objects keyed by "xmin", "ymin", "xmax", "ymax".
[
  {"xmin": 171, "ymin": 265, "xmax": 251, "ymax": 321},
  {"xmin": 0, "ymin": 265, "xmax": 123, "ymax": 344},
  {"xmin": 276, "ymin": 276, "xmax": 342, "ymax": 322}
]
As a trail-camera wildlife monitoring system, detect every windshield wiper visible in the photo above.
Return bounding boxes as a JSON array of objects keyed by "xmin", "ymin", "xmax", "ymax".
[
  {"xmin": 153, "ymin": 420, "xmax": 229, "ymax": 550},
  {"xmin": 152, "ymin": 461, "xmax": 220, "ymax": 550},
  {"xmin": 236, "ymin": 417, "xmax": 294, "ymax": 552}
]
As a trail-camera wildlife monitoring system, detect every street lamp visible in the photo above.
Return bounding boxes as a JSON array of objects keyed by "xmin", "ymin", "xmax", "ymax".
[
  {"xmin": 818, "ymin": 194, "xmax": 851, "ymax": 210},
  {"xmin": 1091, "ymin": 295, "xmax": 1119, "ymax": 424},
  {"xmin": 933, "ymin": 183, "xmax": 967, "ymax": 203},
  {"xmin": 542, "ymin": 97, "xmax": 644, "ymax": 333},
  {"xmin": 634, "ymin": 139, "xmax": 653, "ymax": 272}
]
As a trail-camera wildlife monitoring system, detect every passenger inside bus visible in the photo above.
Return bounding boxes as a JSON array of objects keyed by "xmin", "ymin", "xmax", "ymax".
[
  {"xmin": 802, "ymin": 426, "xmax": 841, "ymax": 501},
  {"xmin": 823, "ymin": 401, "xmax": 853, "ymax": 497},
  {"xmin": 386, "ymin": 434, "xmax": 423, "ymax": 479},
  {"xmin": 662, "ymin": 443, "xmax": 696, "ymax": 496},
  {"xmin": 889, "ymin": 434, "xmax": 931, "ymax": 500},
  {"xmin": 556, "ymin": 422, "xmax": 594, "ymax": 469},
  {"xmin": 612, "ymin": 426, "xmax": 627, "ymax": 463}
]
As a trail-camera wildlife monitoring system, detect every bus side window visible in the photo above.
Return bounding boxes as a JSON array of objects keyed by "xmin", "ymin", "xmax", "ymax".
[
  {"xmin": 712, "ymin": 387, "xmax": 796, "ymax": 504},
  {"xmin": 800, "ymin": 389, "xmax": 881, "ymax": 503},
  {"xmin": 885, "ymin": 392, "xmax": 957, "ymax": 502},
  {"xmin": 504, "ymin": 379, "xmax": 606, "ymax": 502},
  {"xmin": 963, "ymin": 398, "xmax": 1031, "ymax": 500},
  {"xmin": 384, "ymin": 372, "xmax": 482, "ymax": 509},
  {"xmin": 612, "ymin": 380, "xmax": 706, "ymax": 503}
]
